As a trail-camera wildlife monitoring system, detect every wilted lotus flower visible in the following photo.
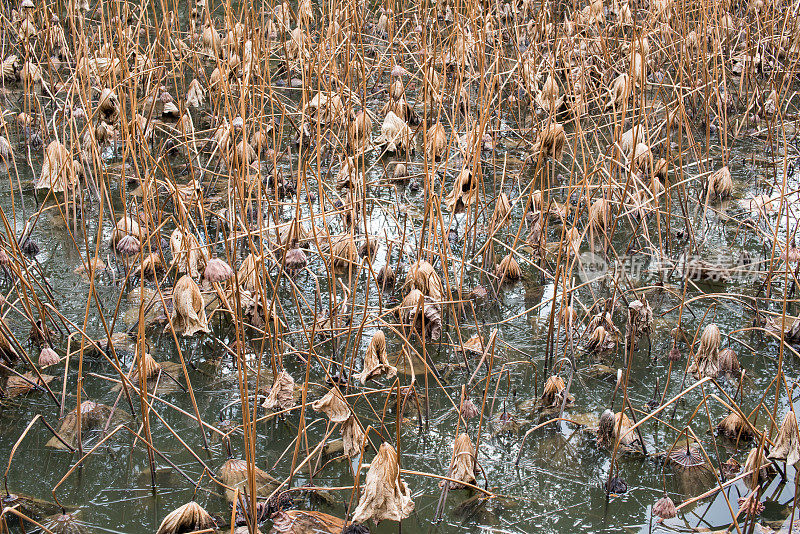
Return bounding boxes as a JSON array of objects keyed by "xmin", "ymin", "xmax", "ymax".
[
  {"xmin": 722, "ymin": 457, "xmax": 741, "ymax": 479},
  {"xmin": 21, "ymin": 237, "xmax": 39, "ymax": 257},
  {"xmin": 352, "ymin": 442, "xmax": 414, "ymax": 524},
  {"xmin": 171, "ymin": 275, "xmax": 210, "ymax": 337},
  {"xmin": 441, "ymin": 433, "xmax": 476, "ymax": 489},
  {"xmin": 203, "ymin": 257, "xmax": 234, "ymax": 283},
  {"xmin": 262, "ymin": 370, "xmax": 295, "ymax": 412},
  {"xmin": 769, "ymin": 411, "xmax": 800, "ymax": 466},
  {"xmin": 653, "ymin": 494, "xmax": 677, "ymax": 519},
  {"xmin": 738, "ymin": 494, "xmax": 764, "ymax": 515},
  {"xmin": 312, "ymin": 386, "xmax": 350, "ymax": 422},
  {"xmin": 356, "ymin": 330, "xmax": 397, "ymax": 384},
  {"xmin": 156, "ymin": 501, "xmax": 215, "ymax": 534}
]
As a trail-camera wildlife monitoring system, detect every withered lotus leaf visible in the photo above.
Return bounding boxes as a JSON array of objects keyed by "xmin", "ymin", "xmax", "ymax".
[
  {"xmin": 689, "ymin": 324, "xmax": 721, "ymax": 379},
  {"xmin": 342, "ymin": 415, "xmax": 365, "ymax": 458},
  {"xmin": 404, "ymin": 259, "xmax": 443, "ymax": 300},
  {"xmin": 169, "ymin": 227, "xmax": 209, "ymax": 279},
  {"xmin": 4, "ymin": 371, "xmax": 54, "ymax": 398},
  {"xmin": 262, "ymin": 370, "xmax": 296, "ymax": 412},
  {"xmin": 312, "ymin": 386, "xmax": 351, "ymax": 423},
  {"xmin": 46, "ymin": 401, "xmax": 115, "ymax": 449},
  {"xmin": 218, "ymin": 458, "xmax": 279, "ymax": 503},
  {"xmin": 170, "ymin": 275, "xmax": 210, "ymax": 337},
  {"xmin": 270, "ymin": 510, "xmax": 346, "ymax": 534},
  {"xmin": 769, "ymin": 411, "xmax": 800, "ymax": 466},
  {"xmin": 441, "ymin": 433, "xmax": 476, "ymax": 489},
  {"xmin": 156, "ymin": 501, "xmax": 215, "ymax": 534},
  {"xmin": 355, "ymin": 330, "xmax": 397, "ymax": 384},
  {"xmin": 398, "ymin": 289, "xmax": 442, "ymax": 341},
  {"xmin": 352, "ymin": 442, "xmax": 414, "ymax": 524},
  {"xmin": 41, "ymin": 512, "xmax": 88, "ymax": 534}
]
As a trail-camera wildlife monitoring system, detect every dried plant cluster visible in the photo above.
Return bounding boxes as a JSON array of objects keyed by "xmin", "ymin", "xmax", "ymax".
[{"xmin": 1, "ymin": 0, "xmax": 800, "ymax": 530}]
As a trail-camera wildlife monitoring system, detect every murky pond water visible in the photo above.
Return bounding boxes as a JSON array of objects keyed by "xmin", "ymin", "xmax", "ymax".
[{"xmin": 1, "ymin": 3, "xmax": 800, "ymax": 534}]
